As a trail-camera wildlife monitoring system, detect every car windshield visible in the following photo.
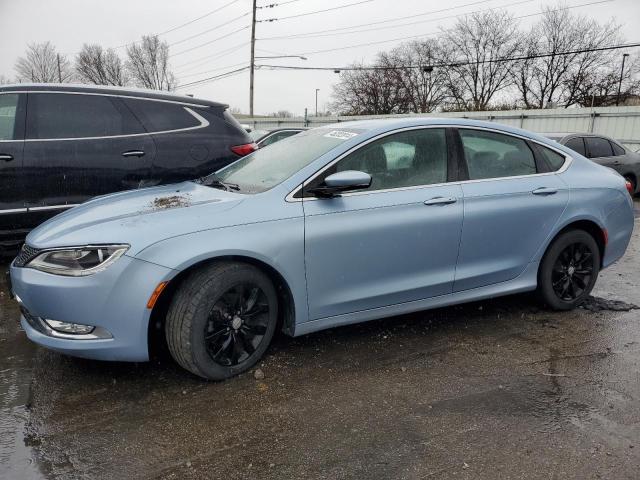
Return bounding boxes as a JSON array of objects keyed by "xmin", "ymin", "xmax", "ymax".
[{"xmin": 203, "ymin": 127, "xmax": 364, "ymax": 193}]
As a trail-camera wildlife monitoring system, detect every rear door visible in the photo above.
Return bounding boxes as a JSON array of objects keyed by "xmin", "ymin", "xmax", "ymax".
[
  {"xmin": 23, "ymin": 92, "xmax": 155, "ymax": 224},
  {"xmin": 0, "ymin": 93, "xmax": 27, "ymax": 242},
  {"xmin": 453, "ymin": 128, "xmax": 569, "ymax": 292}
]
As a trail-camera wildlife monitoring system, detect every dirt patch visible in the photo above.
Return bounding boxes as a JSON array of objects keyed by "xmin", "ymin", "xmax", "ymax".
[
  {"xmin": 149, "ymin": 194, "xmax": 191, "ymax": 211},
  {"xmin": 579, "ymin": 295, "xmax": 639, "ymax": 312}
]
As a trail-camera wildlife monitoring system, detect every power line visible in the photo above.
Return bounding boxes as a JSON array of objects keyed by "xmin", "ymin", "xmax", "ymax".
[
  {"xmin": 177, "ymin": 66, "xmax": 250, "ymax": 88},
  {"xmin": 268, "ymin": 0, "xmax": 614, "ymax": 56},
  {"xmin": 255, "ymin": 41, "xmax": 640, "ymax": 72},
  {"xmin": 168, "ymin": 13, "xmax": 250, "ymax": 47},
  {"xmin": 258, "ymin": 0, "xmax": 495, "ymax": 39},
  {"xmin": 258, "ymin": 0, "xmax": 373, "ymax": 22},
  {"xmin": 177, "ymin": 61, "xmax": 250, "ymax": 79},
  {"xmin": 262, "ymin": 0, "xmax": 535, "ymax": 41},
  {"xmin": 170, "ymin": 25, "xmax": 250, "ymax": 57},
  {"xmin": 258, "ymin": 0, "xmax": 306, "ymax": 8},
  {"xmin": 173, "ymin": 41, "xmax": 249, "ymax": 70}
]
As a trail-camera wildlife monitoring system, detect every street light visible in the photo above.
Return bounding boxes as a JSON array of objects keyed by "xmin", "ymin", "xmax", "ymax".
[
  {"xmin": 254, "ymin": 55, "xmax": 308, "ymax": 60},
  {"xmin": 616, "ymin": 53, "xmax": 630, "ymax": 106},
  {"xmin": 315, "ymin": 88, "xmax": 320, "ymax": 117}
]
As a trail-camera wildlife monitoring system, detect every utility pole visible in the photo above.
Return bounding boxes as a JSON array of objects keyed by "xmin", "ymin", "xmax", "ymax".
[
  {"xmin": 56, "ymin": 53, "xmax": 62, "ymax": 83},
  {"xmin": 249, "ymin": 0, "xmax": 257, "ymax": 117},
  {"xmin": 616, "ymin": 53, "xmax": 630, "ymax": 106},
  {"xmin": 315, "ymin": 88, "xmax": 320, "ymax": 117}
]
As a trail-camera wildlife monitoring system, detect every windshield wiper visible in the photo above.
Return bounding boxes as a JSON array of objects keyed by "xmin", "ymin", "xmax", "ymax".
[{"xmin": 199, "ymin": 176, "xmax": 241, "ymax": 191}]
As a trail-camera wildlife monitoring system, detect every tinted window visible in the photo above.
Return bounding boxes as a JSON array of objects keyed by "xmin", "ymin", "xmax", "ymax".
[
  {"xmin": 126, "ymin": 98, "xmax": 200, "ymax": 132},
  {"xmin": 327, "ymin": 128, "xmax": 447, "ymax": 191},
  {"xmin": 610, "ymin": 141, "xmax": 626, "ymax": 156},
  {"xmin": 564, "ymin": 137, "xmax": 586, "ymax": 156},
  {"xmin": 538, "ymin": 144, "xmax": 567, "ymax": 171},
  {"xmin": 585, "ymin": 137, "xmax": 613, "ymax": 158},
  {"xmin": 213, "ymin": 127, "xmax": 364, "ymax": 193},
  {"xmin": 0, "ymin": 94, "xmax": 18, "ymax": 140},
  {"xmin": 27, "ymin": 93, "xmax": 142, "ymax": 139},
  {"xmin": 460, "ymin": 129, "xmax": 536, "ymax": 180}
]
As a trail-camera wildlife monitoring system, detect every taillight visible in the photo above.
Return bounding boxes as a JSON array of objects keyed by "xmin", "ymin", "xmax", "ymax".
[
  {"xmin": 625, "ymin": 180, "xmax": 634, "ymax": 195},
  {"xmin": 230, "ymin": 143, "xmax": 258, "ymax": 156}
]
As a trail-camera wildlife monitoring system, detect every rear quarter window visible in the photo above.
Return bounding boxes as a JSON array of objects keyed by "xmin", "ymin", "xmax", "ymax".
[
  {"xmin": 125, "ymin": 98, "xmax": 202, "ymax": 132},
  {"xmin": 537, "ymin": 144, "xmax": 567, "ymax": 171}
]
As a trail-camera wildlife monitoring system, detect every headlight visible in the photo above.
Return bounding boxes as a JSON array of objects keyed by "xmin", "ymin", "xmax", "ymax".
[{"xmin": 27, "ymin": 245, "xmax": 129, "ymax": 276}]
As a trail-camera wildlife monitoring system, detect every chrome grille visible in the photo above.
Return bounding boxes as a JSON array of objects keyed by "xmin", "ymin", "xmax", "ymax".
[{"xmin": 13, "ymin": 244, "xmax": 41, "ymax": 267}]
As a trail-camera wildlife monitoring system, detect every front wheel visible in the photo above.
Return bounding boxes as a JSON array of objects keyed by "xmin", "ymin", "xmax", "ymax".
[
  {"xmin": 166, "ymin": 262, "xmax": 278, "ymax": 380},
  {"xmin": 538, "ymin": 230, "xmax": 601, "ymax": 310}
]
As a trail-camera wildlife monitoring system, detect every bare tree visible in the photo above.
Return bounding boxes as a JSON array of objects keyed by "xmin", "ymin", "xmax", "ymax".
[
  {"xmin": 513, "ymin": 4, "xmax": 623, "ymax": 108},
  {"xmin": 76, "ymin": 44, "xmax": 128, "ymax": 86},
  {"xmin": 382, "ymin": 40, "xmax": 451, "ymax": 113},
  {"xmin": 15, "ymin": 42, "xmax": 73, "ymax": 83},
  {"xmin": 571, "ymin": 54, "xmax": 640, "ymax": 106},
  {"xmin": 441, "ymin": 11, "xmax": 523, "ymax": 111},
  {"xmin": 126, "ymin": 36, "xmax": 176, "ymax": 91}
]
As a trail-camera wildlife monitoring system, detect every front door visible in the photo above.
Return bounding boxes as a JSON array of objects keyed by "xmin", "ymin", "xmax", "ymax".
[
  {"xmin": 453, "ymin": 128, "xmax": 569, "ymax": 292},
  {"xmin": 303, "ymin": 127, "xmax": 464, "ymax": 320},
  {"xmin": 22, "ymin": 92, "xmax": 155, "ymax": 226}
]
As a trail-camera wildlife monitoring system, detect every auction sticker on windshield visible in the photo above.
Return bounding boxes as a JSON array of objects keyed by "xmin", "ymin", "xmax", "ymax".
[{"xmin": 324, "ymin": 130, "xmax": 359, "ymax": 140}]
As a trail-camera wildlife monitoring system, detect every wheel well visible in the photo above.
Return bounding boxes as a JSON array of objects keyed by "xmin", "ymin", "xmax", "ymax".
[
  {"xmin": 147, "ymin": 256, "xmax": 296, "ymax": 359},
  {"xmin": 552, "ymin": 220, "xmax": 606, "ymax": 267}
]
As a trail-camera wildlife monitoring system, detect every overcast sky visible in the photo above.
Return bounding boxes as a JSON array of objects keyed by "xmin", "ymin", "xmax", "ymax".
[{"xmin": 1, "ymin": 0, "xmax": 639, "ymax": 115}]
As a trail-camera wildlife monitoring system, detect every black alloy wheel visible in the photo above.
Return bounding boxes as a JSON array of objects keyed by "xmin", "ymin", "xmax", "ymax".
[
  {"xmin": 538, "ymin": 229, "xmax": 601, "ymax": 310},
  {"xmin": 551, "ymin": 243, "xmax": 595, "ymax": 301},
  {"xmin": 205, "ymin": 283, "xmax": 270, "ymax": 366}
]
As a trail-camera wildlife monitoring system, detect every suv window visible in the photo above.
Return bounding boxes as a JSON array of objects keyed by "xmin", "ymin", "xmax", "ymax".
[
  {"xmin": 0, "ymin": 94, "xmax": 19, "ymax": 140},
  {"xmin": 564, "ymin": 137, "xmax": 586, "ymax": 156},
  {"xmin": 27, "ymin": 93, "xmax": 142, "ymax": 139},
  {"xmin": 125, "ymin": 98, "xmax": 201, "ymax": 132},
  {"xmin": 323, "ymin": 128, "xmax": 448, "ymax": 191},
  {"xmin": 585, "ymin": 136, "xmax": 613, "ymax": 158},
  {"xmin": 610, "ymin": 141, "xmax": 626, "ymax": 156},
  {"xmin": 459, "ymin": 129, "xmax": 536, "ymax": 180}
]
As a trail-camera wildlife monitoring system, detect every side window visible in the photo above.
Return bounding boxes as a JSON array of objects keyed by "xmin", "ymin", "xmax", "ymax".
[
  {"xmin": 585, "ymin": 137, "xmax": 613, "ymax": 158},
  {"xmin": 564, "ymin": 137, "xmax": 586, "ymax": 156},
  {"xmin": 26, "ymin": 93, "xmax": 142, "ymax": 139},
  {"xmin": 0, "ymin": 94, "xmax": 19, "ymax": 140},
  {"xmin": 610, "ymin": 141, "xmax": 626, "ymax": 156},
  {"xmin": 537, "ymin": 144, "xmax": 567, "ymax": 171},
  {"xmin": 459, "ymin": 129, "xmax": 537, "ymax": 180},
  {"xmin": 326, "ymin": 128, "xmax": 448, "ymax": 192},
  {"xmin": 125, "ymin": 99, "xmax": 201, "ymax": 132}
]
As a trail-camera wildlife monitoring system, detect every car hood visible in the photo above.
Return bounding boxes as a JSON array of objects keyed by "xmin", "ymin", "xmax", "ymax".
[{"xmin": 26, "ymin": 182, "xmax": 245, "ymax": 254}]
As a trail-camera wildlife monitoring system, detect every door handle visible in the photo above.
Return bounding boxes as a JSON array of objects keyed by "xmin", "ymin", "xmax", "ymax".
[
  {"xmin": 532, "ymin": 187, "xmax": 558, "ymax": 196},
  {"xmin": 424, "ymin": 196, "xmax": 457, "ymax": 206},
  {"xmin": 0, "ymin": 154, "xmax": 14, "ymax": 162},
  {"xmin": 122, "ymin": 150, "xmax": 145, "ymax": 158}
]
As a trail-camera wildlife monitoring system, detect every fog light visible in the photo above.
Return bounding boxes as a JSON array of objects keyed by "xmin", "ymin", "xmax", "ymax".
[{"xmin": 44, "ymin": 319, "xmax": 95, "ymax": 335}]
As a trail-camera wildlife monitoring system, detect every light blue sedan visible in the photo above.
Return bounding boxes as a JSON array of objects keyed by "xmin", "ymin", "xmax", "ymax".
[{"xmin": 9, "ymin": 119, "xmax": 635, "ymax": 380}]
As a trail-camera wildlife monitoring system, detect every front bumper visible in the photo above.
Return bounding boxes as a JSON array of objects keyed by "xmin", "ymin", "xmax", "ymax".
[{"xmin": 10, "ymin": 255, "xmax": 174, "ymax": 362}]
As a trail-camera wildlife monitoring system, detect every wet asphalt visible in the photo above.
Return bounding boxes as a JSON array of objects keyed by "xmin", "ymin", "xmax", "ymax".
[{"xmin": 1, "ymin": 200, "xmax": 639, "ymax": 479}]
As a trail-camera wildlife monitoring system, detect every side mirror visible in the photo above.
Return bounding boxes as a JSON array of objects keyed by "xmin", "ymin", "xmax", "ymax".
[{"xmin": 307, "ymin": 170, "xmax": 372, "ymax": 198}]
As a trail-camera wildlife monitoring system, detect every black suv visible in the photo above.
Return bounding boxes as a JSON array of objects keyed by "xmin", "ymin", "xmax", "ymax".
[{"xmin": 0, "ymin": 84, "xmax": 255, "ymax": 250}]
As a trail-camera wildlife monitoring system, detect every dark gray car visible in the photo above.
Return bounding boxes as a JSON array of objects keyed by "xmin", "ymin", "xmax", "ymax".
[{"xmin": 543, "ymin": 132, "xmax": 640, "ymax": 194}]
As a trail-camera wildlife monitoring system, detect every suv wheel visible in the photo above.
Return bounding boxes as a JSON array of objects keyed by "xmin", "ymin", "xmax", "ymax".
[{"xmin": 166, "ymin": 262, "xmax": 278, "ymax": 380}]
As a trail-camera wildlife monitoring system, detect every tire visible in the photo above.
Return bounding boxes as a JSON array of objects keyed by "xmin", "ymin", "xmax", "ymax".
[
  {"xmin": 166, "ymin": 262, "xmax": 278, "ymax": 380},
  {"xmin": 538, "ymin": 229, "xmax": 601, "ymax": 311}
]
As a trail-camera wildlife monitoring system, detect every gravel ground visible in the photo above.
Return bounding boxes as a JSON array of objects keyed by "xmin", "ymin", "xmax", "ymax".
[{"xmin": 1, "ymin": 200, "xmax": 639, "ymax": 479}]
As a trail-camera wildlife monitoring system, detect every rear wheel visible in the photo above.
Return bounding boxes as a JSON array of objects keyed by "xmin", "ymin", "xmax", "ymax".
[
  {"xmin": 166, "ymin": 262, "xmax": 278, "ymax": 380},
  {"xmin": 538, "ymin": 230, "xmax": 600, "ymax": 310}
]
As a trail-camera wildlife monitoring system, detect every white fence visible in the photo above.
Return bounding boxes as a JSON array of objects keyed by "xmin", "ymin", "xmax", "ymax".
[{"xmin": 240, "ymin": 106, "xmax": 640, "ymax": 151}]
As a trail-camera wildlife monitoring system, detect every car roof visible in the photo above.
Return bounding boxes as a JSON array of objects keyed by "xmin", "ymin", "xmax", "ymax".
[{"xmin": 0, "ymin": 83, "xmax": 227, "ymax": 109}]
